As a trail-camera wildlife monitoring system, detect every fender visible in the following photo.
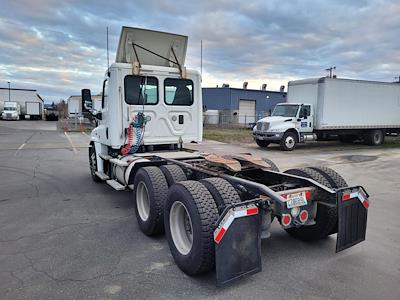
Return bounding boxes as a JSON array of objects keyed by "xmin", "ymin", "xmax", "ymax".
[{"xmin": 284, "ymin": 128, "xmax": 301, "ymax": 142}]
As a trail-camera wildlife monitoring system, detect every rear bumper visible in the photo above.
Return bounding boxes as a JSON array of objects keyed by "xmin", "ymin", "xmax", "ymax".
[{"xmin": 253, "ymin": 131, "xmax": 283, "ymax": 141}]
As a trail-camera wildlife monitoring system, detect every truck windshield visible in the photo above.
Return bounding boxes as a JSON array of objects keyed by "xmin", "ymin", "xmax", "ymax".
[
  {"xmin": 272, "ymin": 105, "xmax": 299, "ymax": 117},
  {"xmin": 4, "ymin": 107, "xmax": 15, "ymax": 111}
]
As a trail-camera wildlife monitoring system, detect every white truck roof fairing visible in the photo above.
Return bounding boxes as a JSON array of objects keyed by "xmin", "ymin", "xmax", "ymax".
[{"xmin": 116, "ymin": 26, "xmax": 188, "ymax": 68}]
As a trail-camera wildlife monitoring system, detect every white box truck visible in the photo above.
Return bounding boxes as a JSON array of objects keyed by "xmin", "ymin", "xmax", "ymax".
[
  {"xmin": 80, "ymin": 27, "xmax": 370, "ymax": 285},
  {"xmin": 253, "ymin": 77, "xmax": 400, "ymax": 150},
  {"xmin": 24, "ymin": 101, "xmax": 42, "ymax": 120}
]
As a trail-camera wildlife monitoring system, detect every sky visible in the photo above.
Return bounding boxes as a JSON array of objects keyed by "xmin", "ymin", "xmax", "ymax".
[{"xmin": 0, "ymin": 0, "xmax": 399, "ymax": 103}]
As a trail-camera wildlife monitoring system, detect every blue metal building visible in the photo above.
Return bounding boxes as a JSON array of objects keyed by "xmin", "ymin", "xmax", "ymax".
[{"xmin": 202, "ymin": 86, "xmax": 286, "ymax": 124}]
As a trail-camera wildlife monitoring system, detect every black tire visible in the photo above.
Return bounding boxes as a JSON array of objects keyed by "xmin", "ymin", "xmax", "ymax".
[
  {"xmin": 280, "ymin": 131, "xmax": 297, "ymax": 151},
  {"xmin": 309, "ymin": 166, "xmax": 348, "ymax": 189},
  {"xmin": 133, "ymin": 167, "xmax": 169, "ymax": 236},
  {"xmin": 165, "ymin": 181, "xmax": 219, "ymax": 275},
  {"xmin": 88, "ymin": 144, "xmax": 101, "ymax": 182},
  {"xmin": 256, "ymin": 139, "xmax": 270, "ymax": 148},
  {"xmin": 364, "ymin": 129, "xmax": 385, "ymax": 145},
  {"xmin": 283, "ymin": 167, "xmax": 337, "ymax": 241},
  {"xmin": 200, "ymin": 177, "xmax": 241, "ymax": 214},
  {"xmin": 262, "ymin": 158, "xmax": 280, "ymax": 172},
  {"xmin": 160, "ymin": 164, "xmax": 187, "ymax": 187}
]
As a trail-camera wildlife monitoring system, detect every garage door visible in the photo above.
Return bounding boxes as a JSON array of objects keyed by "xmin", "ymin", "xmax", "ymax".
[{"xmin": 239, "ymin": 100, "xmax": 256, "ymax": 124}]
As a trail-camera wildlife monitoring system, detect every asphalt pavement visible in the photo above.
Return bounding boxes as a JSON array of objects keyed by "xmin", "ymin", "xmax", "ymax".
[{"xmin": 0, "ymin": 121, "xmax": 399, "ymax": 300}]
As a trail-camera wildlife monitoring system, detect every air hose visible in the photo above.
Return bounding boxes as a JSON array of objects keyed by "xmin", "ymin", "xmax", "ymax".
[{"xmin": 121, "ymin": 112, "xmax": 146, "ymax": 155}]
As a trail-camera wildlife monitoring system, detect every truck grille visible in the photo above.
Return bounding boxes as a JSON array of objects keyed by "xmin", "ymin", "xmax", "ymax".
[
  {"xmin": 256, "ymin": 122, "xmax": 269, "ymax": 131},
  {"xmin": 6, "ymin": 113, "xmax": 11, "ymax": 118}
]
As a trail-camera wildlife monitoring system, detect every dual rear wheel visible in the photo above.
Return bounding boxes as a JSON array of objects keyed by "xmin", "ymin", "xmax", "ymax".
[{"xmin": 132, "ymin": 165, "xmax": 241, "ymax": 275}]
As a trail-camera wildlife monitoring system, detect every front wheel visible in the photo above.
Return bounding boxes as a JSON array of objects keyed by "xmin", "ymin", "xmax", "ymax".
[
  {"xmin": 255, "ymin": 139, "xmax": 270, "ymax": 148},
  {"xmin": 88, "ymin": 144, "xmax": 101, "ymax": 182},
  {"xmin": 280, "ymin": 131, "xmax": 297, "ymax": 151}
]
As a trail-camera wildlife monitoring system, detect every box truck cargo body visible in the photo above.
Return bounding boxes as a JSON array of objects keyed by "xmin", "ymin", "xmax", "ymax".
[
  {"xmin": 24, "ymin": 101, "xmax": 42, "ymax": 119},
  {"xmin": 253, "ymin": 77, "xmax": 400, "ymax": 150}
]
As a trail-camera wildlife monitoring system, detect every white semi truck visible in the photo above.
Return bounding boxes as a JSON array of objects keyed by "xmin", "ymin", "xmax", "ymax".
[
  {"xmin": 2, "ymin": 101, "xmax": 21, "ymax": 120},
  {"xmin": 253, "ymin": 77, "xmax": 400, "ymax": 150},
  {"xmin": 83, "ymin": 27, "xmax": 369, "ymax": 286}
]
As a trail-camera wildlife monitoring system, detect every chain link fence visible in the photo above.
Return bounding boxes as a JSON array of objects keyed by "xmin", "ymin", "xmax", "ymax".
[{"xmin": 204, "ymin": 110, "xmax": 270, "ymax": 128}]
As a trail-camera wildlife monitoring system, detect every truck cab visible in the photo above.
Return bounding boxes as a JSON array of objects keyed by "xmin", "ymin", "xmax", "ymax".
[
  {"xmin": 2, "ymin": 102, "xmax": 20, "ymax": 120},
  {"xmin": 253, "ymin": 103, "xmax": 315, "ymax": 150}
]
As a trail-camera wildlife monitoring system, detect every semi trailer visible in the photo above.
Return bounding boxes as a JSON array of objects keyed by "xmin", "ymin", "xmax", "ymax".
[
  {"xmin": 83, "ymin": 27, "xmax": 369, "ymax": 286},
  {"xmin": 253, "ymin": 77, "xmax": 400, "ymax": 150}
]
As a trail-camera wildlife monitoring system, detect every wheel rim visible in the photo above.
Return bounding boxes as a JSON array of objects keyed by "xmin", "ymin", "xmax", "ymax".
[
  {"xmin": 285, "ymin": 136, "xmax": 295, "ymax": 149},
  {"xmin": 136, "ymin": 182, "xmax": 150, "ymax": 221},
  {"xmin": 169, "ymin": 201, "xmax": 193, "ymax": 255}
]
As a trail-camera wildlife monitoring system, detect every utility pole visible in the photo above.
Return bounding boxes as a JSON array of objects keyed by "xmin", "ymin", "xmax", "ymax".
[
  {"xmin": 200, "ymin": 40, "xmax": 203, "ymax": 82},
  {"xmin": 325, "ymin": 66, "xmax": 336, "ymax": 78},
  {"xmin": 7, "ymin": 81, "xmax": 11, "ymax": 102}
]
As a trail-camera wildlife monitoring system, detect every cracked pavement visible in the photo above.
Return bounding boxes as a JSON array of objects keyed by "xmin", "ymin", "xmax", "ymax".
[{"xmin": 0, "ymin": 121, "xmax": 399, "ymax": 300}]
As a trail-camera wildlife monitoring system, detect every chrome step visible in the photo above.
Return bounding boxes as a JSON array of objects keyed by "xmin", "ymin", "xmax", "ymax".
[
  {"xmin": 95, "ymin": 171, "xmax": 110, "ymax": 181},
  {"xmin": 106, "ymin": 179, "xmax": 126, "ymax": 191}
]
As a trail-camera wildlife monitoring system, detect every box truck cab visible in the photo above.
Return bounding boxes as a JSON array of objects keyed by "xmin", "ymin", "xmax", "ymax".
[
  {"xmin": 254, "ymin": 77, "xmax": 400, "ymax": 150},
  {"xmin": 253, "ymin": 103, "xmax": 315, "ymax": 150},
  {"xmin": 2, "ymin": 102, "xmax": 20, "ymax": 120}
]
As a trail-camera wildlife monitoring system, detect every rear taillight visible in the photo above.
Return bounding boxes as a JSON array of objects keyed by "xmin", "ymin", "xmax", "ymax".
[
  {"xmin": 299, "ymin": 210, "xmax": 308, "ymax": 223},
  {"xmin": 281, "ymin": 214, "xmax": 292, "ymax": 227}
]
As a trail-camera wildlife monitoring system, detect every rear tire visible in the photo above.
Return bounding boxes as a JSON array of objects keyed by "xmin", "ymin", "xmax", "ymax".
[
  {"xmin": 262, "ymin": 158, "xmax": 280, "ymax": 172},
  {"xmin": 160, "ymin": 164, "xmax": 187, "ymax": 187},
  {"xmin": 364, "ymin": 129, "xmax": 385, "ymax": 145},
  {"xmin": 280, "ymin": 131, "xmax": 297, "ymax": 151},
  {"xmin": 200, "ymin": 177, "xmax": 241, "ymax": 214},
  {"xmin": 309, "ymin": 166, "xmax": 348, "ymax": 189},
  {"xmin": 165, "ymin": 181, "xmax": 219, "ymax": 275},
  {"xmin": 256, "ymin": 139, "xmax": 270, "ymax": 148},
  {"xmin": 283, "ymin": 167, "xmax": 337, "ymax": 241},
  {"xmin": 133, "ymin": 167, "xmax": 169, "ymax": 236}
]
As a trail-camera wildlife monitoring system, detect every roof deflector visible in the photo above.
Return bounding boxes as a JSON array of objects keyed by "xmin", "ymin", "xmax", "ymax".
[{"xmin": 116, "ymin": 27, "xmax": 188, "ymax": 73}]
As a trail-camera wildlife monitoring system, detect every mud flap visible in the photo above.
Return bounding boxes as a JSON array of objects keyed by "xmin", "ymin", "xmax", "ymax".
[
  {"xmin": 336, "ymin": 186, "xmax": 369, "ymax": 252},
  {"xmin": 214, "ymin": 200, "xmax": 262, "ymax": 287}
]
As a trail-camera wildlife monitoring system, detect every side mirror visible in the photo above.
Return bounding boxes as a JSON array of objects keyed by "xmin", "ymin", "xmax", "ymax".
[{"xmin": 81, "ymin": 89, "xmax": 92, "ymax": 112}]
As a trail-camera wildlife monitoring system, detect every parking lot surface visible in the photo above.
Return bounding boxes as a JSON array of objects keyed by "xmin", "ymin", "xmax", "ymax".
[{"xmin": 0, "ymin": 121, "xmax": 399, "ymax": 299}]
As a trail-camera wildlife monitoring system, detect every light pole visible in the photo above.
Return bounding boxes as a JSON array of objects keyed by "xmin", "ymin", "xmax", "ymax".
[{"xmin": 7, "ymin": 81, "xmax": 11, "ymax": 102}]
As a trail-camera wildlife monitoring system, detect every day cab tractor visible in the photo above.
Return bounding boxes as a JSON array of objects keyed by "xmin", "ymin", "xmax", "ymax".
[{"xmin": 83, "ymin": 27, "xmax": 369, "ymax": 286}]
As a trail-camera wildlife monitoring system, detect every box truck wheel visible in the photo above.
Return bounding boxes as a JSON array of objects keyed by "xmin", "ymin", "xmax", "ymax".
[
  {"xmin": 283, "ymin": 168, "xmax": 337, "ymax": 241},
  {"xmin": 364, "ymin": 129, "xmax": 385, "ymax": 146},
  {"xmin": 280, "ymin": 131, "xmax": 297, "ymax": 151},
  {"xmin": 200, "ymin": 177, "xmax": 241, "ymax": 214},
  {"xmin": 133, "ymin": 167, "xmax": 169, "ymax": 236},
  {"xmin": 88, "ymin": 144, "xmax": 101, "ymax": 182},
  {"xmin": 256, "ymin": 139, "xmax": 270, "ymax": 148},
  {"xmin": 160, "ymin": 164, "xmax": 187, "ymax": 187},
  {"xmin": 165, "ymin": 181, "xmax": 219, "ymax": 275}
]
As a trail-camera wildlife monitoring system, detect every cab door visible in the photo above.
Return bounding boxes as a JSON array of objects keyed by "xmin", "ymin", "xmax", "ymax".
[{"xmin": 298, "ymin": 104, "xmax": 313, "ymax": 133}]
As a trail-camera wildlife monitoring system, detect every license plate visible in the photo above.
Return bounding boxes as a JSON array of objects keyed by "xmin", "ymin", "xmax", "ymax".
[{"xmin": 286, "ymin": 192, "xmax": 308, "ymax": 209}]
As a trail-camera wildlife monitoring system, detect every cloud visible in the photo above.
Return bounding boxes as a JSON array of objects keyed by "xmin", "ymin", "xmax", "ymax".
[{"xmin": 0, "ymin": 0, "xmax": 399, "ymax": 102}]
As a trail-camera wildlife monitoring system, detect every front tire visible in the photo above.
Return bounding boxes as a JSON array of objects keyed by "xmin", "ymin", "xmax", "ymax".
[
  {"xmin": 364, "ymin": 129, "xmax": 385, "ymax": 145},
  {"xmin": 165, "ymin": 181, "xmax": 219, "ymax": 275},
  {"xmin": 280, "ymin": 131, "xmax": 297, "ymax": 151},
  {"xmin": 256, "ymin": 139, "xmax": 270, "ymax": 148},
  {"xmin": 88, "ymin": 144, "xmax": 101, "ymax": 182}
]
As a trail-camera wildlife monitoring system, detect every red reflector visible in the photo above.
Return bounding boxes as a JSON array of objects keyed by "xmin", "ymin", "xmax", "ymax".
[
  {"xmin": 282, "ymin": 214, "xmax": 291, "ymax": 227},
  {"xmin": 246, "ymin": 207, "xmax": 259, "ymax": 215},
  {"xmin": 362, "ymin": 199, "xmax": 369, "ymax": 209},
  {"xmin": 281, "ymin": 194, "xmax": 287, "ymax": 199},
  {"xmin": 299, "ymin": 210, "xmax": 308, "ymax": 223},
  {"xmin": 342, "ymin": 194, "xmax": 351, "ymax": 201},
  {"xmin": 214, "ymin": 227, "xmax": 226, "ymax": 244},
  {"xmin": 304, "ymin": 191, "xmax": 311, "ymax": 200}
]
